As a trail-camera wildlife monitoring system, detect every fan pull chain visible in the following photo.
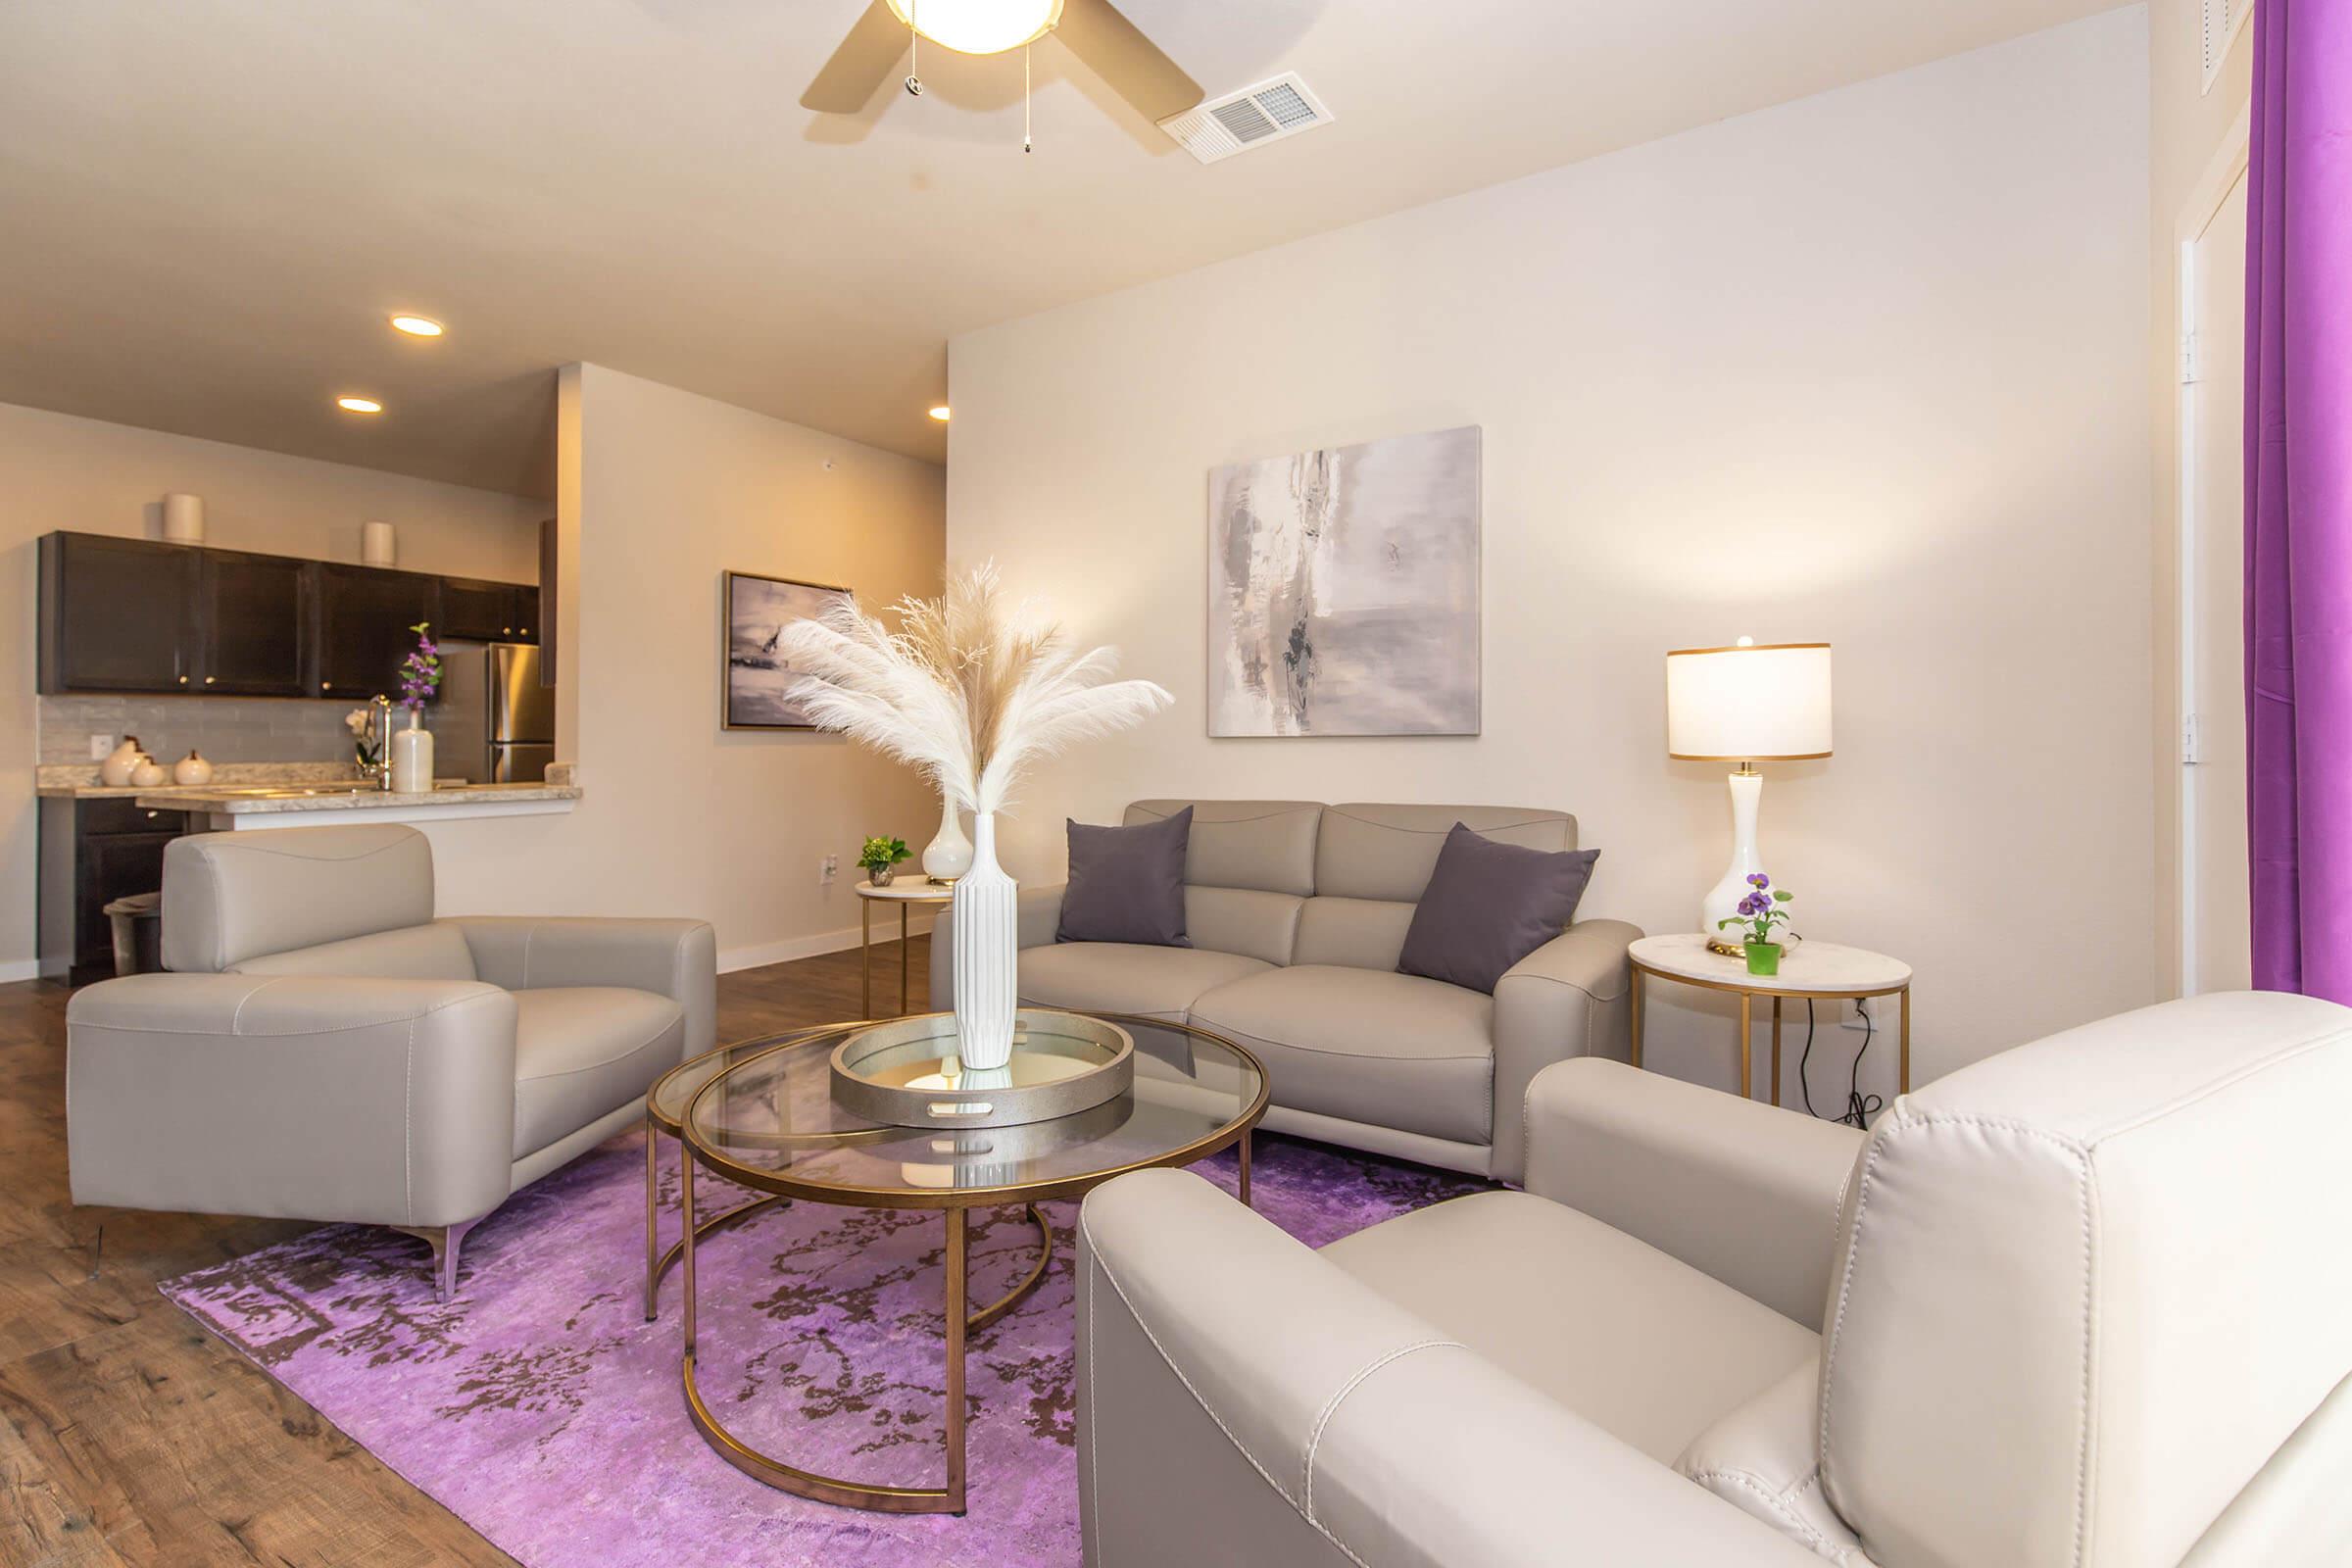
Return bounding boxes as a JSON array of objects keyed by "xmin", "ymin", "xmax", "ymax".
[
  {"xmin": 905, "ymin": 0, "xmax": 922, "ymax": 95},
  {"xmin": 1022, "ymin": 42, "xmax": 1032, "ymax": 153}
]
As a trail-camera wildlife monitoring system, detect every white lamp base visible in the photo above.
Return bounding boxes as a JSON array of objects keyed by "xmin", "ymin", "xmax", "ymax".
[{"xmin": 1700, "ymin": 768, "xmax": 1765, "ymax": 955}]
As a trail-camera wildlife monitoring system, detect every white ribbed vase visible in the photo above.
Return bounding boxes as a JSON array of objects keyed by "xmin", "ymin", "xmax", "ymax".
[{"xmin": 951, "ymin": 812, "xmax": 1018, "ymax": 1070}]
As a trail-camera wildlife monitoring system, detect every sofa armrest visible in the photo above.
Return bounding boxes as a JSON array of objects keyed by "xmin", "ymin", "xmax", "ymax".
[
  {"xmin": 1524, "ymin": 1056, "xmax": 1863, "ymax": 1328},
  {"xmin": 1488, "ymin": 917, "xmax": 1641, "ymax": 1183},
  {"xmin": 67, "ymin": 972, "xmax": 517, "ymax": 1229},
  {"xmin": 1078, "ymin": 1168, "xmax": 1822, "ymax": 1568},
  {"xmin": 445, "ymin": 916, "xmax": 715, "ymax": 1059},
  {"xmin": 930, "ymin": 884, "xmax": 1064, "ymax": 1010}
]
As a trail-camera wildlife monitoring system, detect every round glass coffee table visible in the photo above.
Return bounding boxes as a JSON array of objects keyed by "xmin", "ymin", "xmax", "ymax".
[{"xmin": 671, "ymin": 1008, "xmax": 1266, "ymax": 1514}]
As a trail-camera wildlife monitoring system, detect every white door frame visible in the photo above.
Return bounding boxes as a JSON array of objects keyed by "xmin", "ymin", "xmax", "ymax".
[{"xmin": 2175, "ymin": 104, "xmax": 2251, "ymax": 994}]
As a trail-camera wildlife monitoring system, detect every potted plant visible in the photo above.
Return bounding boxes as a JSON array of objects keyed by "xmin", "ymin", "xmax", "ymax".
[
  {"xmin": 1717, "ymin": 872, "xmax": 1795, "ymax": 975},
  {"xmin": 858, "ymin": 835, "xmax": 911, "ymax": 887}
]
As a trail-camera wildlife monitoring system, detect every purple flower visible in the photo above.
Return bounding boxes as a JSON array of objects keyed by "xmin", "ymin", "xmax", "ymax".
[{"xmin": 1747, "ymin": 872, "xmax": 1770, "ymax": 890}]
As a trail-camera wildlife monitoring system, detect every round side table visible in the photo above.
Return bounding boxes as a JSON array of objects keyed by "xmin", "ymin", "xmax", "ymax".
[
  {"xmin": 856, "ymin": 878, "xmax": 953, "ymax": 1017},
  {"xmin": 1627, "ymin": 933, "xmax": 1912, "ymax": 1104}
]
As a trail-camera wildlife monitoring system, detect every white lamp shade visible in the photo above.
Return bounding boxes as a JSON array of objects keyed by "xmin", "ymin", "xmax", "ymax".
[{"xmin": 1666, "ymin": 642, "xmax": 1833, "ymax": 760}]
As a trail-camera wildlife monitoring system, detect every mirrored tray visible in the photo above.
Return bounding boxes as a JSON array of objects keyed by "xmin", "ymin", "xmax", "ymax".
[{"xmin": 829, "ymin": 1008, "xmax": 1135, "ymax": 1129}]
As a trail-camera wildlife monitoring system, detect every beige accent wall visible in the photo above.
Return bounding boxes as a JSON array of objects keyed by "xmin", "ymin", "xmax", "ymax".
[
  {"xmin": 2146, "ymin": 0, "xmax": 2253, "ymax": 993},
  {"xmin": 415, "ymin": 365, "xmax": 948, "ymax": 971},
  {"xmin": 0, "ymin": 398, "xmax": 543, "ymax": 978},
  {"xmin": 945, "ymin": 11, "xmax": 2155, "ymax": 1104}
]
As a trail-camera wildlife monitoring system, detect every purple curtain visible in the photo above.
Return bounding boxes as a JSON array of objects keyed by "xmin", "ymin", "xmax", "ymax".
[{"xmin": 2246, "ymin": 0, "xmax": 2352, "ymax": 999}]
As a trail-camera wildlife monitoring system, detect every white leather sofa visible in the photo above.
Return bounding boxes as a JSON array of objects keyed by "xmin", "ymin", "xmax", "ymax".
[
  {"xmin": 932, "ymin": 800, "xmax": 1640, "ymax": 1183},
  {"xmin": 67, "ymin": 823, "xmax": 715, "ymax": 1298},
  {"xmin": 1076, "ymin": 991, "xmax": 2352, "ymax": 1565}
]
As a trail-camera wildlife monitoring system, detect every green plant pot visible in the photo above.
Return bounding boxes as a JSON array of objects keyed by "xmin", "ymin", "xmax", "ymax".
[{"xmin": 1744, "ymin": 941, "xmax": 1783, "ymax": 976}]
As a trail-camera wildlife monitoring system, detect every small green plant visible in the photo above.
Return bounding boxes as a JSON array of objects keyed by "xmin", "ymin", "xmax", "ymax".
[
  {"xmin": 1717, "ymin": 872, "xmax": 1794, "ymax": 948},
  {"xmin": 858, "ymin": 836, "xmax": 910, "ymax": 873}
]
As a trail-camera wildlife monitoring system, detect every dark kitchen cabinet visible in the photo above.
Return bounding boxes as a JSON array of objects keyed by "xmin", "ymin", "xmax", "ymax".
[
  {"xmin": 439, "ymin": 576, "xmax": 514, "ymax": 641},
  {"xmin": 38, "ymin": 533, "xmax": 200, "ymax": 694},
  {"xmin": 198, "ymin": 548, "xmax": 310, "ymax": 695},
  {"xmin": 314, "ymin": 564, "xmax": 441, "ymax": 699},
  {"xmin": 37, "ymin": 797, "xmax": 190, "ymax": 986}
]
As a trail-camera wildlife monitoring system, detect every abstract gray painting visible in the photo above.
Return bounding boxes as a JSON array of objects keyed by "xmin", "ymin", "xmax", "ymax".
[{"xmin": 1208, "ymin": 425, "xmax": 1481, "ymax": 737}]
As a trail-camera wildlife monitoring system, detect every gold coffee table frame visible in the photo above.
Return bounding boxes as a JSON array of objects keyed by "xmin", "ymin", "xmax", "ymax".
[{"xmin": 673, "ymin": 1011, "xmax": 1267, "ymax": 1515}]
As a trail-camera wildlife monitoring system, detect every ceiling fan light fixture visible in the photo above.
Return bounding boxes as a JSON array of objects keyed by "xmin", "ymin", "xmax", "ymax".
[{"xmin": 883, "ymin": 0, "xmax": 1062, "ymax": 57}]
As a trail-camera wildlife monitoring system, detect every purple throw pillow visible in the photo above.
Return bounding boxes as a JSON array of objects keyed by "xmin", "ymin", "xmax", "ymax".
[
  {"xmin": 1396, "ymin": 822, "xmax": 1598, "ymax": 994},
  {"xmin": 1057, "ymin": 807, "xmax": 1194, "ymax": 948}
]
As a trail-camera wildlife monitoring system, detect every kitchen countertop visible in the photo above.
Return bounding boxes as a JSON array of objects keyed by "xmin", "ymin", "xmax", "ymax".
[
  {"xmin": 131, "ymin": 781, "xmax": 582, "ymax": 814},
  {"xmin": 36, "ymin": 760, "xmax": 368, "ymax": 799}
]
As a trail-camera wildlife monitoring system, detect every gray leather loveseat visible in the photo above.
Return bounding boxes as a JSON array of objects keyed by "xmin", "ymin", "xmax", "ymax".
[
  {"xmin": 67, "ymin": 822, "xmax": 715, "ymax": 1298},
  {"xmin": 932, "ymin": 801, "xmax": 1640, "ymax": 1183}
]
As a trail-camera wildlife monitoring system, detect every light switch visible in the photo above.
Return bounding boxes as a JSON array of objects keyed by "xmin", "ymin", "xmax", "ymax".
[{"xmin": 89, "ymin": 734, "xmax": 114, "ymax": 760}]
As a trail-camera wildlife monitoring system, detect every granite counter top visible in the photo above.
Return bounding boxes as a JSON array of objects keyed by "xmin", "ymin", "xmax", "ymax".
[
  {"xmin": 131, "ymin": 781, "xmax": 583, "ymax": 815},
  {"xmin": 36, "ymin": 760, "xmax": 366, "ymax": 799}
]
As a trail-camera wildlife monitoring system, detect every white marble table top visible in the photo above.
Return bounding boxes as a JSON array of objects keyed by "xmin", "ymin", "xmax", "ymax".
[
  {"xmin": 1629, "ymin": 932, "xmax": 1911, "ymax": 995},
  {"xmin": 857, "ymin": 877, "xmax": 955, "ymax": 903}
]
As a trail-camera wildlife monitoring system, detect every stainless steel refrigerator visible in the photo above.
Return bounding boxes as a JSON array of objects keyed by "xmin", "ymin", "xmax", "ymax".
[{"xmin": 434, "ymin": 641, "xmax": 555, "ymax": 782}]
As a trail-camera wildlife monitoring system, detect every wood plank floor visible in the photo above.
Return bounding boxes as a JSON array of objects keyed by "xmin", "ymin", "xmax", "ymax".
[{"xmin": 0, "ymin": 936, "xmax": 932, "ymax": 1568}]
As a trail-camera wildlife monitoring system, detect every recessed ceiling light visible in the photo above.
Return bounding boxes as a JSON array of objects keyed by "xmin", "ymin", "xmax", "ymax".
[
  {"xmin": 389, "ymin": 315, "xmax": 443, "ymax": 337},
  {"xmin": 337, "ymin": 396, "xmax": 383, "ymax": 414},
  {"xmin": 928, "ymin": 405, "xmax": 952, "ymax": 422}
]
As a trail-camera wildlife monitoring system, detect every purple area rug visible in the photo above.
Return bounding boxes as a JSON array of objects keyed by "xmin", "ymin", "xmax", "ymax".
[{"xmin": 161, "ymin": 1129, "xmax": 1485, "ymax": 1567}]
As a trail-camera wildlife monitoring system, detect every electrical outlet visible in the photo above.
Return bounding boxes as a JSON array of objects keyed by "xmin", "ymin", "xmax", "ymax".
[
  {"xmin": 89, "ymin": 733, "xmax": 115, "ymax": 760},
  {"xmin": 1842, "ymin": 997, "xmax": 1879, "ymax": 1033},
  {"xmin": 819, "ymin": 854, "xmax": 839, "ymax": 886}
]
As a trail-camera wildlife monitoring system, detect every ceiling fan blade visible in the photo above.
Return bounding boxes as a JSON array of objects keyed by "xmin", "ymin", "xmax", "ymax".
[
  {"xmin": 1053, "ymin": 0, "xmax": 1202, "ymax": 122},
  {"xmin": 801, "ymin": 0, "xmax": 906, "ymax": 114}
]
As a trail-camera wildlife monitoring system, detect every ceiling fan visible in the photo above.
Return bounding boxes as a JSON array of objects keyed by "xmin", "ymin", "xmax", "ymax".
[{"xmin": 801, "ymin": 0, "xmax": 1203, "ymax": 124}]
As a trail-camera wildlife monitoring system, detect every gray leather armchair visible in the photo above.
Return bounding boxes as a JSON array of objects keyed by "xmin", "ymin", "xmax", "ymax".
[
  {"xmin": 1077, "ymin": 991, "xmax": 2352, "ymax": 1566},
  {"xmin": 67, "ymin": 823, "xmax": 715, "ymax": 1298}
]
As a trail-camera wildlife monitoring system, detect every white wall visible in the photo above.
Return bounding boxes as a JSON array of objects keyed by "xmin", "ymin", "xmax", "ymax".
[
  {"xmin": 0, "ymin": 399, "xmax": 544, "ymax": 977},
  {"xmin": 416, "ymin": 365, "xmax": 948, "ymax": 971},
  {"xmin": 946, "ymin": 10, "xmax": 2155, "ymax": 1105}
]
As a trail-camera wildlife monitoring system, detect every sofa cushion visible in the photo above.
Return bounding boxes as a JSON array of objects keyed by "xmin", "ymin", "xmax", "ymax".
[
  {"xmin": 1018, "ymin": 942, "xmax": 1272, "ymax": 1022},
  {"xmin": 1320, "ymin": 1189, "xmax": 1820, "ymax": 1463},
  {"xmin": 1314, "ymin": 804, "xmax": 1574, "ymax": 904},
  {"xmin": 1188, "ymin": 964, "xmax": 1494, "ymax": 1144},
  {"xmin": 228, "ymin": 921, "xmax": 478, "ymax": 982},
  {"xmin": 1397, "ymin": 823, "xmax": 1599, "ymax": 994},
  {"xmin": 1126, "ymin": 800, "xmax": 1322, "ymax": 896},
  {"xmin": 1183, "ymin": 886, "xmax": 1303, "ymax": 966},
  {"xmin": 1675, "ymin": 1356, "xmax": 1875, "ymax": 1564},
  {"xmin": 511, "ymin": 987, "xmax": 685, "ymax": 1160},
  {"xmin": 1059, "ymin": 807, "xmax": 1192, "ymax": 947}
]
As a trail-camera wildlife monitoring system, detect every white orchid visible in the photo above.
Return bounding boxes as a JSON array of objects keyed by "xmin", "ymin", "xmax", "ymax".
[{"xmin": 344, "ymin": 707, "xmax": 371, "ymax": 735}]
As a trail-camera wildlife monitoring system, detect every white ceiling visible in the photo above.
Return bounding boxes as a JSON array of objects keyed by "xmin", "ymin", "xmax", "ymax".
[{"xmin": 0, "ymin": 1, "xmax": 2127, "ymax": 498}]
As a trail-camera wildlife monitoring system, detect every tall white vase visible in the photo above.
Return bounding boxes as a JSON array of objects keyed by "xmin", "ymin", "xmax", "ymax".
[
  {"xmin": 390, "ymin": 710, "xmax": 435, "ymax": 793},
  {"xmin": 952, "ymin": 812, "xmax": 1018, "ymax": 1069},
  {"xmin": 1699, "ymin": 767, "xmax": 1764, "ymax": 952},
  {"xmin": 923, "ymin": 792, "xmax": 973, "ymax": 884}
]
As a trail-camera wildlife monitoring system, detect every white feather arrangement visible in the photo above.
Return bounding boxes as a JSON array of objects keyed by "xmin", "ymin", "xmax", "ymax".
[{"xmin": 779, "ymin": 563, "xmax": 1173, "ymax": 815}]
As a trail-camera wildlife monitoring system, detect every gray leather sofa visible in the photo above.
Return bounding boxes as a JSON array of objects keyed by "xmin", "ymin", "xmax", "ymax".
[
  {"xmin": 931, "ymin": 801, "xmax": 1639, "ymax": 1183},
  {"xmin": 1076, "ymin": 990, "xmax": 2352, "ymax": 1566},
  {"xmin": 67, "ymin": 823, "xmax": 715, "ymax": 1298}
]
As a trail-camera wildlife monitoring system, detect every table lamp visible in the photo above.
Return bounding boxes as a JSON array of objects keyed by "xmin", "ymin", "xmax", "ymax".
[{"xmin": 1666, "ymin": 639, "xmax": 1833, "ymax": 954}]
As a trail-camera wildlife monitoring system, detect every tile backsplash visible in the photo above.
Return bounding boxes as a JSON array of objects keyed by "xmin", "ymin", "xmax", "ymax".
[{"xmin": 38, "ymin": 694, "xmax": 363, "ymax": 766}]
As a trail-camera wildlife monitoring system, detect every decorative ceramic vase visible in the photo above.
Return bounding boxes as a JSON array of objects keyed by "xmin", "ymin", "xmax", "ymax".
[
  {"xmin": 1744, "ymin": 941, "xmax": 1783, "ymax": 977},
  {"xmin": 172, "ymin": 750, "xmax": 214, "ymax": 785},
  {"xmin": 951, "ymin": 812, "xmax": 1018, "ymax": 1070},
  {"xmin": 868, "ymin": 862, "xmax": 896, "ymax": 887},
  {"xmin": 923, "ymin": 792, "xmax": 973, "ymax": 884},
  {"xmin": 389, "ymin": 710, "xmax": 434, "ymax": 793},
  {"xmin": 100, "ymin": 737, "xmax": 145, "ymax": 788},
  {"xmin": 128, "ymin": 756, "xmax": 168, "ymax": 788}
]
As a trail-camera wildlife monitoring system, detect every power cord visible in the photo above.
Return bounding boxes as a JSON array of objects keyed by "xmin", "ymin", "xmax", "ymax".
[{"xmin": 1800, "ymin": 1000, "xmax": 1886, "ymax": 1129}]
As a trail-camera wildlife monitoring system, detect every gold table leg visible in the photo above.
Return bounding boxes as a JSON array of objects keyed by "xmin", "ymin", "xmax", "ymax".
[
  {"xmin": 899, "ymin": 903, "xmax": 911, "ymax": 1016},
  {"xmin": 1899, "ymin": 986, "xmax": 1912, "ymax": 1094},
  {"xmin": 1771, "ymin": 997, "xmax": 1783, "ymax": 1108},
  {"xmin": 1738, "ymin": 991, "xmax": 1752, "ymax": 1101},
  {"xmin": 1238, "ymin": 1130, "xmax": 1252, "ymax": 1207},
  {"xmin": 860, "ymin": 901, "xmax": 872, "ymax": 1018},
  {"xmin": 1630, "ymin": 968, "xmax": 1644, "ymax": 1070}
]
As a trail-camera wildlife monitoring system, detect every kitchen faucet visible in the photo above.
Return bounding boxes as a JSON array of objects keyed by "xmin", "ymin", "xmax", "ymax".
[{"xmin": 366, "ymin": 695, "xmax": 394, "ymax": 790}]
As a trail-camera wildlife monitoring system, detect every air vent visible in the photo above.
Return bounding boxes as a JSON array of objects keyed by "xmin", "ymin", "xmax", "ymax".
[
  {"xmin": 1158, "ymin": 73, "xmax": 1333, "ymax": 166},
  {"xmin": 2200, "ymin": 0, "xmax": 2252, "ymax": 93}
]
